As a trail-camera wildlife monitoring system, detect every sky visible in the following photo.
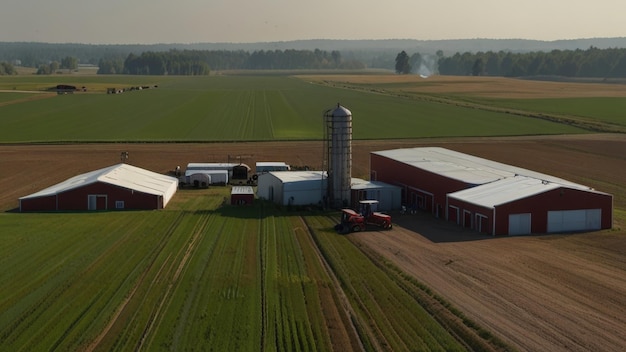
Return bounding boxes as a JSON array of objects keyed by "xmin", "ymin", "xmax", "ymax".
[{"xmin": 1, "ymin": 0, "xmax": 624, "ymax": 44}]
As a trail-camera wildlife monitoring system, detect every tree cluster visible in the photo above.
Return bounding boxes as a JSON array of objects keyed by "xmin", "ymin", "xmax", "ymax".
[
  {"xmin": 437, "ymin": 47, "xmax": 626, "ymax": 77},
  {"xmin": 0, "ymin": 62, "xmax": 16, "ymax": 75},
  {"xmin": 35, "ymin": 56, "xmax": 79, "ymax": 75}
]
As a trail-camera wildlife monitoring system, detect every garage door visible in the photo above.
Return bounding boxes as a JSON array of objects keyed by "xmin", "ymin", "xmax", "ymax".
[
  {"xmin": 547, "ymin": 209, "xmax": 601, "ymax": 233},
  {"xmin": 509, "ymin": 213, "xmax": 531, "ymax": 235}
]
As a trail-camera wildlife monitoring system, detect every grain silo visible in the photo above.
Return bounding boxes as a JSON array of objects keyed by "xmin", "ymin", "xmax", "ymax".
[{"xmin": 323, "ymin": 103, "xmax": 352, "ymax": 207}]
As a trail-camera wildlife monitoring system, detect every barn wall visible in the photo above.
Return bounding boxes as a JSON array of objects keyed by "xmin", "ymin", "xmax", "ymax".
[
  {"xmin": 495, "ymin": 187, "xmax": 613, "ymax": 235},
  {"xmin": 231, "ymin": 194, "xmax": 254, "ymax": 205},
  {"xmin": 447, "ymin": 197, "xmax": 494, "ymax": 234},
  {"xmin": 20, "ymin": 195, "xmax": 58, "ymax": 212},
  {"xmin": 58, "ymin": 182, "xmax": 160, "ymax": 210},
  {"xmin": 371, "ymin": 154, "xmax": 468, "ymax": 216}
]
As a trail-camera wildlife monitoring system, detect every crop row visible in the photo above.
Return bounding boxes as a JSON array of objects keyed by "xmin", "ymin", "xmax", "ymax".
[
  {"xmin": 304, "ymin": 215, "xmax": 467, "ymax": 351},
  {"xmin": 0, "ymin": 191, "xmax": 357, "ymax": 350},
  {"xmin": 1, "ymin": 188, "xmax": 511, "ymax": 350}
]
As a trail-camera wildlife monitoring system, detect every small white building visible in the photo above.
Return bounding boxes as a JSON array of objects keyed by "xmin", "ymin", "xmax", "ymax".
[
  {"xmin": 350, "ymin": 178, "xmax": 402, "ymax": 211},
  {"xmin": 257, "ymin": 171, "xmax": 327, "ymax": 206},
  {"xmin": 184, "ymin": 169, "xmax": 229, "ymax": 185}
]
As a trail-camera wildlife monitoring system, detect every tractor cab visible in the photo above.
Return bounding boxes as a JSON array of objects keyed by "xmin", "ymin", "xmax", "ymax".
[{"xmin": 335, "ymin": 200, "xmax": 392, "ymax": 234}]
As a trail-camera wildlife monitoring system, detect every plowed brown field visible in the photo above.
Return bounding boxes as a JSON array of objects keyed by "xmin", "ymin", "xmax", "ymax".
[{"xmin": 2, "ymin": 133, "xmax": 625, "ymax": 351}]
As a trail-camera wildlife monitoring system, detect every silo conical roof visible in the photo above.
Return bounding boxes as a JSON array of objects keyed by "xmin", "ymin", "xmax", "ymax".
[{"xmin": 327, "ymin": 103, "xmax": 351, "ymax": 118}]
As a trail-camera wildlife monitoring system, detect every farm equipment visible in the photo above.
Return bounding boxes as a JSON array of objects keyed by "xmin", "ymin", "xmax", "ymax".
[{"xmin": 335, "ymin": 200, "xmax": 392, "ymax": 234}]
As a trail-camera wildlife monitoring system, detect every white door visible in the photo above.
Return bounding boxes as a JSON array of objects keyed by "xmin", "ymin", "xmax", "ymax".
[
  {"xmin": 88, "ymin": 195, "xmax": 97, "ymax": 210},
  {"xmin": 547, "ymin": 209, "xmax": 601, "ymax": 233},
  {"xmin": 509, "ymin": 213, "xmax": 531, "ymax": 235}
]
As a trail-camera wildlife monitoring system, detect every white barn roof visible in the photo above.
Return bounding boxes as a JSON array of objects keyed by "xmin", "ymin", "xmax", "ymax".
[
  {"xmin": 351, "ymin": 178, "xmax": 401, "ymax": 190},
  {"xmin": 256, "ymin": 162, "xmax": 289, "ymax": 167},
  {"xmin": 448, "ymin": 175, "xmax": 604, "ymax": 209},
  {"xmin": 231, "ymin": 186, "xmax": 254, "ymax": 195},
  {"xmin": 20, "ymin": 163, "xmax": 179, "ymax": 205},
  {"xmin": 269, "ymin": 170, "xmax": 327, "ymax": 183},
  {"xmin": 448, "ymin": 176, "xmax": 559, "ymax": 208},
  {"xmin": 373, "ymin": 147, "xmax": 585, "ymax": 188}
]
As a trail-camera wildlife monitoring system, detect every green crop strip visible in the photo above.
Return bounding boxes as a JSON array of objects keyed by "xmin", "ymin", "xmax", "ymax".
[{"xmin": 1, "ymin": 190, "xmax": 510, "ymax": 351}]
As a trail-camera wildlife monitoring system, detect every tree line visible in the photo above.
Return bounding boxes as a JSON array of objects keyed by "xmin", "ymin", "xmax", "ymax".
[
  {"xmin": 435, "ymin": 47, "xmax": 626, "ymax": 77},
  {"xmin": 97, "ymin": 49, "xmax": 364, "ymax": 75}
]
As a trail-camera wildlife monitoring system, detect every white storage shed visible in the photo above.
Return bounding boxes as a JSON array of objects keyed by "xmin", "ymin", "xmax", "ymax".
[
  {"xmin": 257, "ymin": 171, "xmax": 327, "ymax": 206},
  {"xmin": 350, "ymin": 178, "xmax": 402, "ymax": 211}
]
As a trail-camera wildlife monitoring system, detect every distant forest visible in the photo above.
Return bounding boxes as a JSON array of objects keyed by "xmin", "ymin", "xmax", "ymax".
[
  {"xmin": 436, "ymin": 47, "xmax": 626, "ymax": 77},
  {"xmin": 1, "ymin": 39, "xmax": 626, "ymax": 77}
]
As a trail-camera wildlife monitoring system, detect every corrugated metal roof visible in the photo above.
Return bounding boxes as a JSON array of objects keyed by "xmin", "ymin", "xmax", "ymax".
[
  {"xmin": 448, "ymin": 176, "xmax": 559, "ymax": 208},
  {"xmin": 186, "ymin": 162, "xmax": 239, "ymax": 169},
  {"xmin": 185, "ymin": 169, "xmax": 228, "ymax": 177},
  {"xmin": 269, "ymin": 171, "xmax": 326, "ymax": 183},
  {"xmin": 231, "ymin": 186, "xmax": 254, "ymax": 195},
  {"xmin": 351, "ymin": 178, "xmax": 402, "ymax": 190},
  {"xmin": 372, "ymin": 147, "xmax": 586, "ymax": 188},
  {"xmin": 20, "ymin": 163, "xmax": 178, "ymax": 200},
  {"xmin": 256, "ymin": 162, "xmax": 289, "ymax": 167}
]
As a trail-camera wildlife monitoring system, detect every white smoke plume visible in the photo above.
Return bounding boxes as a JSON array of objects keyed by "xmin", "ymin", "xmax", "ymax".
[{"xmin": 412, "ymin": 54, "xmax": 438, "ymax": 78}]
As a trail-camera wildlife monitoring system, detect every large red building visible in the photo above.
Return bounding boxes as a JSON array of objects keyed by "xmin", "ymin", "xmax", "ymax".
[
  {"xmin": 370, "ymin": 147, "xmax": 612, "ymax": 235},
  {"xmin": 19, "ymin": 163, "xmax": 178, "ymax": 212}
]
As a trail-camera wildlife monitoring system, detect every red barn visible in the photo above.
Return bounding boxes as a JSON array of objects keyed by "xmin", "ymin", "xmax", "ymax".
[
  {"xmin": 19, "ymin": 163, "xmax": 178, "ymax": 212},
  {"xmin": 370, "ymin": 147, "xmax": 612, "ymax": 235}
]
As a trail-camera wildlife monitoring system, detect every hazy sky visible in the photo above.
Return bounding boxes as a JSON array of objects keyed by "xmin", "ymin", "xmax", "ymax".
[{"xmin": 1, "ymin": 0, "xmax": 624, "ymax": 44}]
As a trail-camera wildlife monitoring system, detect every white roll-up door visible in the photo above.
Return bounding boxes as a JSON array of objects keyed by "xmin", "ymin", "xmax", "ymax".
[
  {"xmin": 547, "ymin": 209, "xmax": 601, "ymax": 233},
  {"xmin": 509, "ymin": 213, "xmax": 531, "ymax": 235}
]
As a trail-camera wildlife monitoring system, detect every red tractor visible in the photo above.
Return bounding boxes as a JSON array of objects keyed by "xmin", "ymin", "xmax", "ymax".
[{"xmin": 335, "ymin": 200, "xmax": 392, "ymax": 234}]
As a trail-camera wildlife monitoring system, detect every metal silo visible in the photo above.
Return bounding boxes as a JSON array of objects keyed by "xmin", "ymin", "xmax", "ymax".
[{"xmin": 324, "ymin": 103, "xmax": 352, "ymax": 208}]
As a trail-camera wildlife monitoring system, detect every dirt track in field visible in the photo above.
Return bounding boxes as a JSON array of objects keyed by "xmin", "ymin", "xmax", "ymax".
[
  {"xmin": 300, "ymin": 75, "xmax": 626, "ymax": 99},
  {"xmin": 2, "ymin": 134, "xmax": 625, "ymax": 351}
]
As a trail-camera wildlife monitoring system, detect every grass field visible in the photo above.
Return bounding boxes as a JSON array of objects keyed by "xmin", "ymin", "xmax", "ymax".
[{"xmin": 0, "ymin": 74, "xmax": 600, "ymax": 142}]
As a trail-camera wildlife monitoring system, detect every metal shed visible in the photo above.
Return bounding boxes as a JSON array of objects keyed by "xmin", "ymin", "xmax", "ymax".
[
  {"xmin": 350, "ymin": 178, "xmax": 402, "ymax": 211},
  {"xmin": 231, "ymin": 186, "xmax": 255, "ymax": 205},
  {"xmin": 185, "ymin": 169, "xmax": 228, "ymax": 185},
  {"xmin": 19, "ymin": 163, "xmax": 178, "ymax": 212},
  {"xmin": 255, "ymin": 162, "xmax": 290, "ymax": 174},
  {"xmin": 257, "ymin": 171, "xmax": 327, "ymax": 206}
]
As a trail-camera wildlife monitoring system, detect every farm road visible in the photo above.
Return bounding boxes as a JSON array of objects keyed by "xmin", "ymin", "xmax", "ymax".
[{"xmin": 355, "ymin": 213, "xmax": 626, "ymax": 352}]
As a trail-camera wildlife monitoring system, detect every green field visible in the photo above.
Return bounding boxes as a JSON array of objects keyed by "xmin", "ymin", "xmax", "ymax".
[
  {"xmin": 1, "ymin": 188, "xmax": 503, "ymax": 351},
  {"xmin": 0, "ymin": 75, "xmax": 590, "ymax": 142}
]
